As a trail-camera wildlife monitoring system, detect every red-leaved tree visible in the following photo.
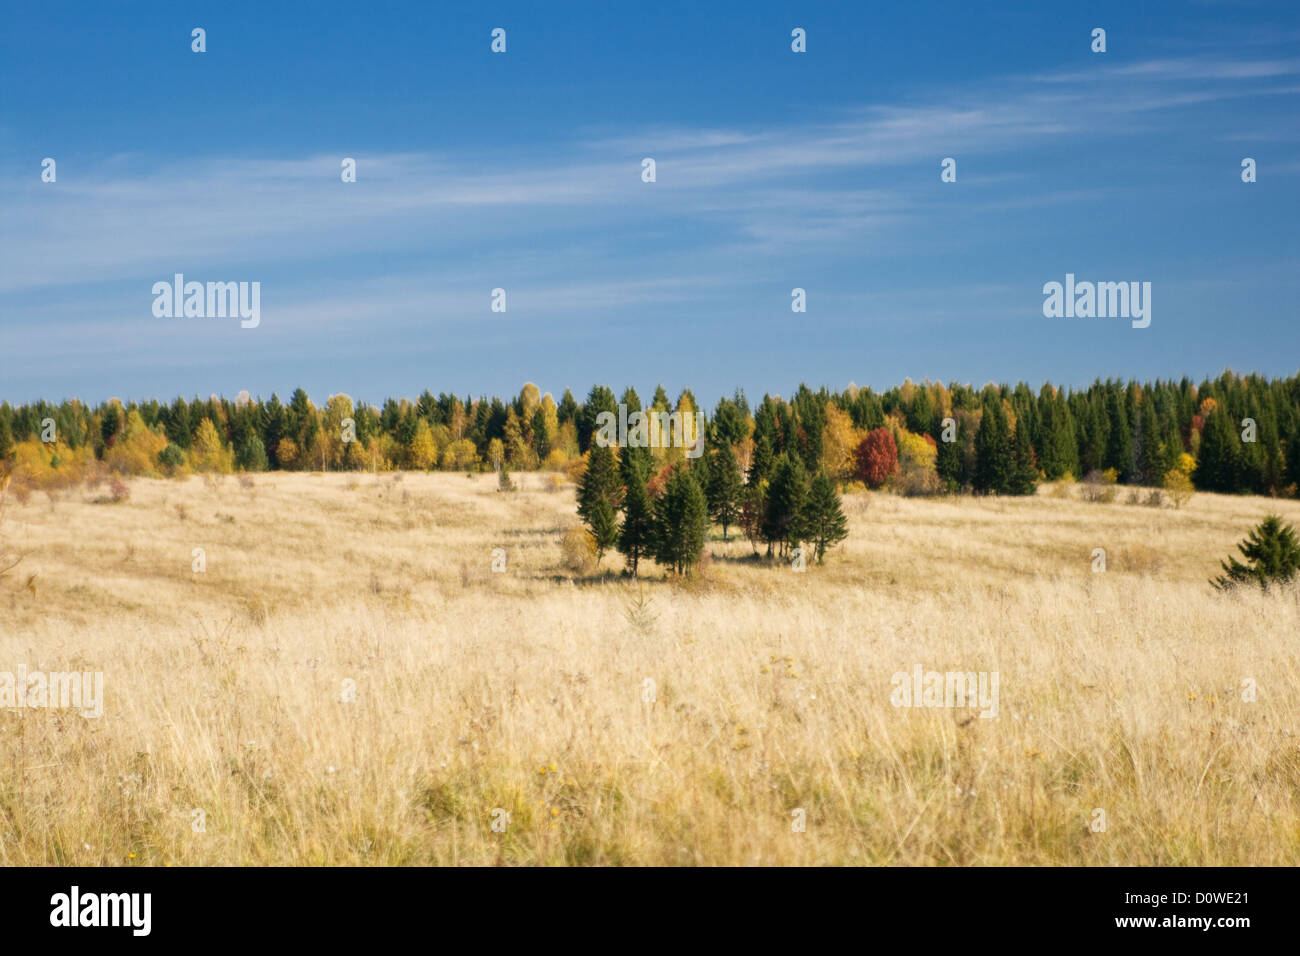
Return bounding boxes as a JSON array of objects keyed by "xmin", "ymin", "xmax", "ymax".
[{"xmin": 854, "ymin": 427, "xmax": 898, "ymax": 489}]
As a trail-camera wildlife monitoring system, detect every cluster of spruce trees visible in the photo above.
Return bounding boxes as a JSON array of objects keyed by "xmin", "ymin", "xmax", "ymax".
[{"xmin": 575, "ymin": 426, "xmax": 850, "ymax": 576}]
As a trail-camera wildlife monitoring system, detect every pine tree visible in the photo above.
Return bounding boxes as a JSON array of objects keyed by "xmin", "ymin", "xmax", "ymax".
[
  {"xmin": 651, "ymin": 466, "xmax": 709, "ymax": 575},
  {"xmin": 1287, "ymin": 423, "xmax": 1300, "ymax": 492},
  {"xmin": 617, "ymin": 475, "xmax": 653, "ymax": 577},
  {"xmin": 1213, "ymin": 514, "xmax": 1300, "ymax": 591},
  {"xmin": 802, "ymin": 471, "xmax": 848, "ymax": 564},
  {"xmin": 1196, "ymin": 408, "xmax": 1239, "ymax": 492},
  {"xmin": 577, "ymin": 444, "xmax": 621, "ymax": 528},
  {"xmin": 586, "ymin": 497, "xmax": 619, "ymax": 565},
  {"xmin": 1133, "ymin": 395, "xmax": 1161, "ymax": 485},
  {"xmin": 1104, "ymin": 387, "xmax": 1133, "ymax": 481},
  {"xmin": 936, "ymin": 430, "xmax": 963, "ymax": 492},
  {"xmin": 973, "ymin": 400, "xmax": 1010, "ymax": 494},
  {"xmin": 1007, "ymin": 422, "xmax": 1038, "ymax": 495},
  {"xmin": 705, "ymin": 442, "xmax": 743, "ymax": 541},
  {"xmin": 235, "ymin": 434, "xmax": 269, "ymax": 472},
  {"xmin": 762, "ymin": 453, "xmax": 809, "ymax": 557}
]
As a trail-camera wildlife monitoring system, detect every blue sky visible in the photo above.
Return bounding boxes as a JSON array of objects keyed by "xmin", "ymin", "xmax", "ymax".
[{"xmin": 1, "ymin": 0, "xmax": 1298, "ymax": 408}]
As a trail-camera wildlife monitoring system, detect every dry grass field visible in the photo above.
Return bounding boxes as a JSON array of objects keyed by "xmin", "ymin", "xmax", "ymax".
[{"xmin": 2, "ymin": 470, "xmax": 1299, "ymax": 865}]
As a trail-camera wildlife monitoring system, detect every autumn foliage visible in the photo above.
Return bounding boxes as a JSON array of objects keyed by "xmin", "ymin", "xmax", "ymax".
[{"xmin": 854, "ymin": 427, "xmax": 898, "ymax": 489}]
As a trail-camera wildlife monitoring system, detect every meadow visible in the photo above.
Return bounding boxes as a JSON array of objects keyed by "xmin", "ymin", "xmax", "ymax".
[{"xmin": 1, "ymin": 470, "xmax": 1298, "ymax": 865}]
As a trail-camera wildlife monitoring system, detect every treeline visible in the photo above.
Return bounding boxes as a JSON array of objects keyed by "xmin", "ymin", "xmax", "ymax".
[{"xmin": 3, "ymin": 370, "xmax": 1299, "ymax": 498}]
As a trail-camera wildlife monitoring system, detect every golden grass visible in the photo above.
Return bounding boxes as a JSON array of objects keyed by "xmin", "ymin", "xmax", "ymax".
[{"xmin": 2, "ymin": 471, "xmax": 1298, "ymax": 865}]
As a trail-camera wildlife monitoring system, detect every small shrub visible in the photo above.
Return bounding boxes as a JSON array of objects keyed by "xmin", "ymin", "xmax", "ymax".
[
  {"xmin": 560, "ymin": 526, "xmax": 597, "ymax": 575},
  {"xmin": 109, "ymin": 476, "xmax": 130, "ymax": 503},
  {"xmin": 1081, "ymin": 470, "xmax": 1117, "ymax": 504}
]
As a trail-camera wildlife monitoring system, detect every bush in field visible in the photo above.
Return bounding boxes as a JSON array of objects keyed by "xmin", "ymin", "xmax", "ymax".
[
  {"xmin": 1081, "ymin": 468, "xmax": 1118, "ymax": 503},
  {"xmin": 559, "ymin": 525, "xmax": 597, "ymax": 574},
  {"xmin": 1213, "ymin": 515, "xmax": 1300, "ymax": 592}
]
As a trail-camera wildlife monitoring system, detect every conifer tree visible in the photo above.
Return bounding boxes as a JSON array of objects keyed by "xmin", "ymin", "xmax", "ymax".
[
  {"xmin": 578, "ymin": 444, "xmax": 622, "ymax": 531},
  {"xmin": 705, "ymin": 441, "xmax": 743, "ymax": 541},
  {"xmin": 1133, "ymin": 396, "xmax": 1161, "ymax": 485},
  {"xmin": 586, "ymin": 496, "xmax": 619, "ymax": 565},
  {"xmin": 802, "ymin": 471, "xmax": 848, "ymax": 564},
  {"xmin": 618, "ymin": 387, "xmax": 653, "ymax": 489},
  {"xmin": 651, "ymin": 466, "xmax": 709, "ymax": 575},
  {"xmin": 748, "ymin": 433, "xmax": 775, "ymax": 486},
  {"xmin": 1104, "ymin": 387, "xmax": 1133, "ymax": 481},
  {"xmin": 936, "ymin": 431, "xmax": 963, "ymax": 492},
  {"xmin": 762, "ymin": 452, "xmax": 809, "ymax": 557},
  {"xmin": 1007, "ymin": 422, "xmax": 1038, "ymax": 495},
  {"xmin": 973, "ymin": 400, "xmax": 1010, "ymax": 494},
  {"xmin": 1196, "ymin": 408, "xmax": 1239, "ymax": 492},
  {"xmin": 1212, "ymin": 514, "xmax": 1300, "ymax": 591},
  {"xmin": 617, "ymin": 475, "xmax": 653, "ymax": 576}
]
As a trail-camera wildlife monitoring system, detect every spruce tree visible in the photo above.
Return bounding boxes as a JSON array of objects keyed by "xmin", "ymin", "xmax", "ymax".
[
  {"xmin": 1196, "ymin": 408, "xmax": 1239, "ymax": 493},
  {"xmin": 762, "ymin": 453, "xmax": 809, "ymax": 557},
  {"xmin": 587, "ymin": 496, "xmax": 619, "ymax": 565},
  {"xmin": 1133, "ymin": 396, "xmax": 1161, "ymax": 485},
  {"xmin": 578, "ymin": 444, "xmax": 621, "ymax": 529},
  {"xmin": 1287, "ymin": 423, "xmax": 1300, "ymax": 492},
  {"xmin": 973, "ymin": 400, "xmax": 1010, "ymax": 494},
  {"xmin": 802, "ymin": 471, "xmax": 848, "ymax": 564},
  {"xmin": 936, "ymin": 427, "xmax": 963, "ymax": 492},
  {"xmin": 1213, "ymin": 514, "xmax": 1300, "ymax": 591},
  {"xmin": 1007, "ymin": 422, "xmax": 1038, "ymax": 496},
  {"xmin": 705, "ymin": 442, "xmax": 742, "ymax": 541},
  {"xmin": 618, "ymin": 387, "xmax": 653, "ymax": 489},
  {"xmin": 617, "ymin": 475, "xmax": 653, "ymax": 577},
  {"xmin": 748, "ymin": 433, "xmax": 774, "ymax": 486},
  {"xmin": 1103, "ymin": 387, "xmax": 1132, "ymax": 481},
  {"xmin": 651, "ymin": 466, "xmax": 709, "ymax": 575}
]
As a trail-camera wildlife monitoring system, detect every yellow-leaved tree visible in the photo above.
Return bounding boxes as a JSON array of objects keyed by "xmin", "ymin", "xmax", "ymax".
[
  {"xmin": 820, "ymin": 403, "xmax": 859, "ymax": 481},
  {"xmin": 407, "ymin": 420, "xmax": 438, "ymax": 470},
  {"xmin": 192, "ymin": 418, "xmax": 234, "ymax": 473},
  {"xmin": 104, "ymin": 410, "xmax": 169, "ymax": 476}
]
